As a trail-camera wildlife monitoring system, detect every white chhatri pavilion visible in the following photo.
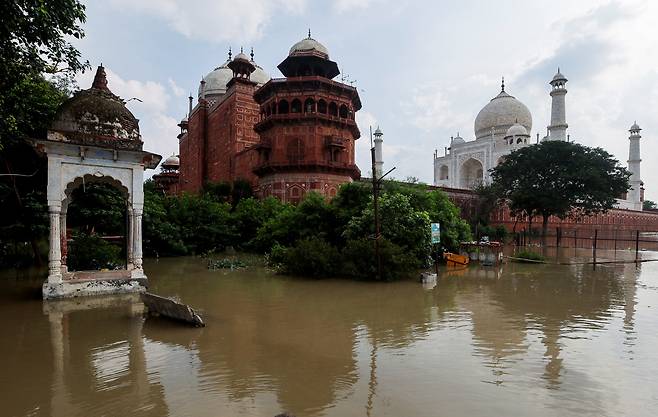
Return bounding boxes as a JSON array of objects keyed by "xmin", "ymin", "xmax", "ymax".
[{"xmin": 33, "ymin": 65, "xmax": 161, "ymax": 299}]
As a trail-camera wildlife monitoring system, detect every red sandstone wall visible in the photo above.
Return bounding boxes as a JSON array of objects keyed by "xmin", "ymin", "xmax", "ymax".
[{"xmin": 179, "ymin": 103, "xmax": 206, "ymax": 193}]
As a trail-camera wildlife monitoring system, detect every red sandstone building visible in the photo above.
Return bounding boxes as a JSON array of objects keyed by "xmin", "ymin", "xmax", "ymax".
[{"xmin": 164, "ymin": 34, "xmax": 361, "ymax": 203}]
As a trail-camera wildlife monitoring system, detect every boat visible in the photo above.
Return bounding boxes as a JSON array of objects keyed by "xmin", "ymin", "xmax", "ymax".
[{"xmin": 443, "ymin": 252, "xmax": 469, "ymax": 267}]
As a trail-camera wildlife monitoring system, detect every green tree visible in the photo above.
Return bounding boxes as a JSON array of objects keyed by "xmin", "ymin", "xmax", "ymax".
[
  {"xmin": 643, "ymin": 200, "xmax": 657, "ymax": 210},
  {"xmin": 490, "ymin": 141, "xmax": 630, "ymax": 236},
  {"xmin": 1, "ymin": 0, "xmax": 88, "ymax": 149}
]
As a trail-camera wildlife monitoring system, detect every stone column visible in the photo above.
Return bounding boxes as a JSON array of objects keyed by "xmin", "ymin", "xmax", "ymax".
[
  {"xmin": 60, "ymin": 205, "xmax": 68, "ymax": 273},
  {"xmin": 48, "ymin": 205, "xmax": 63, "ymax": 283},
  {"xmin": 132, "ymin": 207, "xmax": 143, "ymax": 271},
  {"xmin": 126, "ymin": 206, "xmax": 134, "ymax": 269}
]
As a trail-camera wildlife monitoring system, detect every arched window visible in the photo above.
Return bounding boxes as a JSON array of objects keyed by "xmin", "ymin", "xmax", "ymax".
[
  {"xmin": 517, "ymin": 137, "xmax": 523, "ymax": 144},
  {"xmin": 279, "ymin": 100, "xmax": 289, "ymax": 114},
  {"xmin": 287, "ymin": 138, "xmax": 305, "ymax": 163},
  {"xmin": 339, "ymin": 104, "xmax": 348, "ymax": 118},
  {"xmin": 304, "ymin": 98, "xmax": 315, "ymax": 113},
  {"xmin": 328, "ymin": 102, "xmax": 338, "ymax": 117},
  {"xmin": 439, "ymin": 165, "xmax": 449, "ymax": 180},
  {"xmin": 291, "ymin": 98, "xmax": 302, "ymax": 113},
  {"xmin": 317, "ymin": 99, "xmax": 327, "ymax": 114}
]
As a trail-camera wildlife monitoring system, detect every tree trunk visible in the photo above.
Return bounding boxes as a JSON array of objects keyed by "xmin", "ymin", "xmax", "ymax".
[{"xmin": 541, "ymin": 214, "xmax": 550, "ymax": 248}]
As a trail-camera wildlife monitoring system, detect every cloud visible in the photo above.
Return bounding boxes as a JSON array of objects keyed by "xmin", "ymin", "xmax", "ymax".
[
  {"xmin": 168, "ymin": 78, "xmax": 186, "ymax": 98},
  {"xmin": 333, "ymin": 0, "xmax": 379, "ymax": 13},
  {"xmin": 107, "ymin": 0, "xmax": 307, "ymax": 43}
]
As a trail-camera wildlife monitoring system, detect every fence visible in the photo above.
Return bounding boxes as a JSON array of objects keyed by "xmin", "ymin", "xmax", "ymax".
[{"xmin": 512, "ymin": 227, "xmax": 658, "ymax": 257}]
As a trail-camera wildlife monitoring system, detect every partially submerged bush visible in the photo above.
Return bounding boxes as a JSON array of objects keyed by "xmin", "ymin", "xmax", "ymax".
[
  {"xmin": 67, "ymin": 234, "xmax": 123, "ymax": 271},
  {"xmin": 514, "ymin": 250, "xmax": 545, "ymax": 262},
  {"xmin": 341, "ymin": 238, "xmax": 417, "ymax": 281},
  {"xmin": 269, "ymin": 237, "xmax": 339, "ymax": 278}
]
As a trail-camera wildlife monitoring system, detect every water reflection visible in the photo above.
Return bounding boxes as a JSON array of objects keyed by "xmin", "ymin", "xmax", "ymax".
[{"xmin": 0, "ymin": 249, "xmax": 654, "ymax": 417}]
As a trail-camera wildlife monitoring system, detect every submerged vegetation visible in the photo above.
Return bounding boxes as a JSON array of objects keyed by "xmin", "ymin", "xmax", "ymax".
[
  {"xmin": 143, "ymin": 180, "xmax": 471, "ymax": 281},
  {"xmin": 513, "ymin": 250, "xmax": 545, "ymax": 263}
]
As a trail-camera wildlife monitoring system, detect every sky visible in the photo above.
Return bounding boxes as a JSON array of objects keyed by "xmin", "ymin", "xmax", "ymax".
[{"xmin": 73, "ymin": 0, "xmax": 658, "ymax": 200}]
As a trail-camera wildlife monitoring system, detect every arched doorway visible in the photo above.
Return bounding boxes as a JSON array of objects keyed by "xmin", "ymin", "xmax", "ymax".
[
  {"xmin": 460, "ymin": 158, "xmax": 484, "ymax": 189},
  {"xmin": 64, "ymin": 178, "xmax": 129, "ymax": 272}
]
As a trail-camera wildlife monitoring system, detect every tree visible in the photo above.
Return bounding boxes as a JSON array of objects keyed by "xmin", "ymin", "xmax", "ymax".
[
  {"xmin": 643, "ymin": 200, "xmax": 657, "ymax": 210},
  {"xmin": 490, "ymin": 141, "xmax": 630, "ymax": 236},
  {"xmin": 1, "ymin": 0, "xmax": 88, "ymax": 149}
]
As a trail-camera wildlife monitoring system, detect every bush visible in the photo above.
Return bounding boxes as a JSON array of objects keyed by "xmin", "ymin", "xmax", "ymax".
[
  {"xmin": 269, "ymin": 237, "xmax": 339, "ymax": 278},
  {"xmin": 341, "ymin": 238, "xmax": 417, "ymax": 281},
  {"xmin": 514, "ymin": 250, "xmax": 545, "ymax": 262},
  {"xmin": 67, "ymin": 234, "xmax": 123, "ymax": 271}
]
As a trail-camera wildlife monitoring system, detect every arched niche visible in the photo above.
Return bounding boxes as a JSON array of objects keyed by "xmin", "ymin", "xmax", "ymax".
[{"xmin": 460, "ymin": 158, "xmax": 484, "ymax": 189}]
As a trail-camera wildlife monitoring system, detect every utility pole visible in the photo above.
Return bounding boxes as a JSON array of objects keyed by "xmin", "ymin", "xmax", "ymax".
[{"xmin": 370, "ymin": 126, "xmax": 395, "ymax": 281}]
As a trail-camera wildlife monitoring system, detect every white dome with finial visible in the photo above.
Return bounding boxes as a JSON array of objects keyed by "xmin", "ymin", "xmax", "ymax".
[
  {"xmin": 474, "ymin": 77, "xmax": 532, "ymax": 140},
  {"xmin": 452, "ymin": 133, "xmax": 465, "ymax": 144},
  {"xmin": 505, "ymin": 122, "xmax": 529, "ymax": 138},
  {"xmin": 289, "ymin": 30, "xmax": 329, "ymax": 58}
]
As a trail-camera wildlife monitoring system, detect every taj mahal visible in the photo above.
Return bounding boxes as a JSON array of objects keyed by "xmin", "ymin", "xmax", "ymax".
[{"xmin": 432, "ymin": 69, "xmax": 644, "ymax": 211}]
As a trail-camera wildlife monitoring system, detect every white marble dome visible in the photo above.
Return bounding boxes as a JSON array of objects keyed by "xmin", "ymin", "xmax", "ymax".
[
  {"xmin": 199, "ymin": 59, "xmax": 270, "ymax": 99},
  {"xmin": 198, "ymin": 61, "xmax": 232, "ymax": 98},
  {"xmin": 474, "ymin": 90, "xmax": 532, "ymax": 139},
  {"xmin": 452, "ymin": 134, "xmax": 466, "ymax": 144},
  {"xmin": 289, "ymin": 37, "xmax": 329, "ymax": 57}
]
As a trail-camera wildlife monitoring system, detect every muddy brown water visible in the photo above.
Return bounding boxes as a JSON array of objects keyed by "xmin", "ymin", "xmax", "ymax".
[{"xmin": 1, "ymin": 249, "xmax": 657, "ymax": 417}]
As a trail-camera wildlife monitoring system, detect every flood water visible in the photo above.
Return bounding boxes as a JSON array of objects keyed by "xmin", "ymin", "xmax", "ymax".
[{"xmin": 1, "ymin": 249, "xmax": 658, "ymax": 417}]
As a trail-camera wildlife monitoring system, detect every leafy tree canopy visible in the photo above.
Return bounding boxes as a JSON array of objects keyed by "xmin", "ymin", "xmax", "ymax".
[
  {"xmin": 490, "ymin": 141, "xmax": 630, "ymax": 234},
  {"xmin": 1, "ymin": 0, "xmax": 87, "ymax": 148},
  {"xmin": 643, "ymin": 200, "xmax": 657, "ymax": 210}
]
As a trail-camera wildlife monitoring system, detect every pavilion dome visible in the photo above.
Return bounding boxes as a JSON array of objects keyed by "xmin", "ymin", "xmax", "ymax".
[
  {"xmin": 49, "ymin": 65, "xmax": 142, "ymax": 150},
  {"xmin": 161, "ymin": 154, "xmax": 180, "ymax": 170},
  {"xmin": 474, "ymin": 87, "xmax": 532, "ymax": 140},
  {"xmin": 452, "ymin": 134, "xmax": 466, "ymax": 144},
  {"xmin": 505, "ymin": 122, "xmax": 529, "ymax": 138},
  {"xmin": 289, "ymin": 34, "xmax": 329, "ymax": 58}
]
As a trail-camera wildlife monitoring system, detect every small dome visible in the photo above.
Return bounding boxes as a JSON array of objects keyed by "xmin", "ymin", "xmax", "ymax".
[
  {"xmin": 474, "ymin": 88, "xmax": 532, "ymax": 140},
  {"xmin": 505, "ymin": 122, "xmax": 529, "ymax": 138},
  {"xmin": 374, "ymin": 126, "xmax": 383, "ymax": 136},
  {"xmin": 630, "ymin": 121, "xmax": 641, "ymax": 132},
  {"xmin": 551, "ymin": 68, "xmax": 567, "ymax": 83},
  {"xmin": 234, "ymin": 51, "xmax": 250, "ymax": 61},
  {"xmin": 452, "ymin": 134, "xmax": 465, "ymax": 144},
  {"xmin": 161, "ymin": 154, "xmax": 180, "ymax": 169},
  {"xmin": 289, "ymin": 35, "xmax": 329, "ymax": 58},
  {"xmin": 49, "ymin": 65, "xmax": 142, "ymax": 150}
]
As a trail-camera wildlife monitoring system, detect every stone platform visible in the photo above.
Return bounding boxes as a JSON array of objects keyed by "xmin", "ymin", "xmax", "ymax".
[{"xmin": 43, "ymin": 270, "xmax": 147, "ymax": 300}]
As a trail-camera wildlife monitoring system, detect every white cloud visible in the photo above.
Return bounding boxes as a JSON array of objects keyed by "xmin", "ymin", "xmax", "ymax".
[
  {"xmin": 168, "ymin": 78, "xmax": 186, "ymax": 98},
  {"xmin": 333, "ymin": 0, "xmax": 378, "ymax": 13},
  {"xmin": 107, "ymin": 0, "xmax": 307, "ymax": 43}
]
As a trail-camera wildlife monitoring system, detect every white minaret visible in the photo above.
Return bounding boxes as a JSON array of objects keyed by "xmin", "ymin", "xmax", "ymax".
[
  {"xmin": 373, "ymin": 126, "xmax": 384, "ymax": 178},
  {"xmin": 547, "ymin": 68, "xmax": 568, "ymax": 141},
  {"xmin": 628, "ymin": 121, "xmax": 642, "ymax": 210}
]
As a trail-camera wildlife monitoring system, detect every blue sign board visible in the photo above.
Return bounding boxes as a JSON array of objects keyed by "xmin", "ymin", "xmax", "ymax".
[{"xmin": 431, "ymin": 223, "xmax": 441, "ymax": 244}]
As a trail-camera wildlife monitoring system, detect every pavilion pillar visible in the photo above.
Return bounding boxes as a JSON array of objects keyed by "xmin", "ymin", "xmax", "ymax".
[
  {"xmin": 132, "ymin": 207, "xmax": 143, "ymax": 271},
  {"xmin": 60, "ymin": 205, "xmax": 68, "ymax": 273},
  {"xmin": 48, "ymin": 205, "xmax": 63, "ymax": 283},
  {"xmin": 126, "ymin": 207, "xmax": 134, "ymax": 269}
]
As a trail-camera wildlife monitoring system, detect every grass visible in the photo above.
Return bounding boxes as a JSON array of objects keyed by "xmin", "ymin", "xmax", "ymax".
[{"xmin": 513, "ymin": 250, "xmax": 546, "ymax": 263}]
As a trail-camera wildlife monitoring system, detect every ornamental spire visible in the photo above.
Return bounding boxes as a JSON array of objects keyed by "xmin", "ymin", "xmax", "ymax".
[
  {"xmin": 250, "ymin": 47, "xmax": 254, "ymax": 61},
  {"xmin": 501, "ymin": 76, "xmax": 505, "ymax": 92},
  {"xmin": 228, "ymin": 47, "xmax": 232, "ymax": 60},
  {"xmin": 91, "ymin": 64, "xmax": 111, "ymax": 93},
  {"xmin": 308, "ymin": 28, "xmax": 312, "ymax": 38}
]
